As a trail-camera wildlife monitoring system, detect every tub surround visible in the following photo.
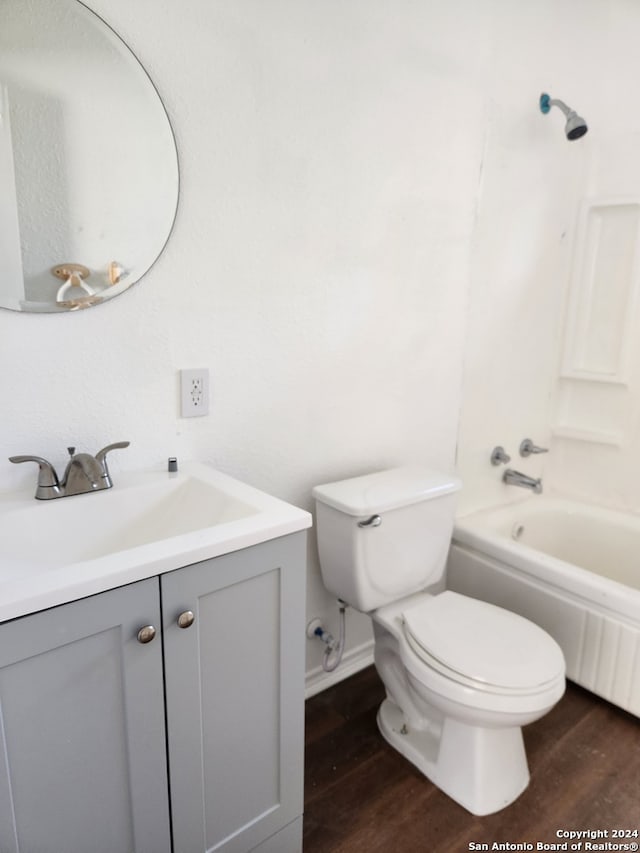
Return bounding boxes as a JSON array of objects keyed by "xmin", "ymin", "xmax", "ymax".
[{"xmin": 448, "ymin": 495, "xmax": 640, "ymax": 717}]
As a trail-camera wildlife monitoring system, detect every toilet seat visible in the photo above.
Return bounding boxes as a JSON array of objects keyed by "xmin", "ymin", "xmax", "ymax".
[{"xmin": 401, "ymin": 591, "xmax": 564, "ymax": 696}]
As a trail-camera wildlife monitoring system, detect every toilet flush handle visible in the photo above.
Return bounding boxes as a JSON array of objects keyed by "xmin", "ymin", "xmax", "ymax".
[{"xmin": 358, "ymin": 515, "xmax": 382, "ymax": 528}]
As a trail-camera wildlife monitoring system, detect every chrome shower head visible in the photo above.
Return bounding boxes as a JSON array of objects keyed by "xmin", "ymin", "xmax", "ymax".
[{"xmin": 540, "ymin": 93, "xmax": 588, "ymax": 140}]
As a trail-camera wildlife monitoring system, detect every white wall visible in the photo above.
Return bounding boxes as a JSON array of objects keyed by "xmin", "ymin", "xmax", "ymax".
[
  {"xmin": 2, "ymin": 0, "xmax": 637, "ymax": 690},
  {"xmin": 456, "ymin": 1, "xmax": 604, "ymax": 516}
]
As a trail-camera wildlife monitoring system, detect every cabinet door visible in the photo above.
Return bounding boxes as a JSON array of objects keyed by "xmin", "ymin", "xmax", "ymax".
[
  {"xmin": 163, "ymin": 533, "xmax": 306, "ymax": 853},
  {"xmin": 0, "ymin": 578, "xmax": 171, "ymax": 853}
]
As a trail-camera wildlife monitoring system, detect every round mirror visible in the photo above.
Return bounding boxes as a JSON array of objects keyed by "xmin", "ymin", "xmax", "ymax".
[{"xmin": 0, "ymin": 0, "xmax": 179, "ymax": 312}]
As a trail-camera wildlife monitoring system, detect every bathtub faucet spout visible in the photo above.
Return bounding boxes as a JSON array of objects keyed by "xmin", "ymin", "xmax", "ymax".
[{"xmin": 503, "ymin": 469, "xmax": 543, "ymax": 494}]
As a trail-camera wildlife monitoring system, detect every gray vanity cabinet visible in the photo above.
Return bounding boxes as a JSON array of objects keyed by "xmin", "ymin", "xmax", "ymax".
[
  {"xmin": 0, "ymin": 577, "xmax": 172, "ymax": 853},
  {"xmin": 0, "ymin": 532, "xmax": 306, "ymax": 853}
]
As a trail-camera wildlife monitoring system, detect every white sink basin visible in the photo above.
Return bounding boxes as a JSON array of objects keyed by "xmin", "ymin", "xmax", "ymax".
[{"xmin": 0, "ymin": 462, "xmax": 311, "ymax": 621}]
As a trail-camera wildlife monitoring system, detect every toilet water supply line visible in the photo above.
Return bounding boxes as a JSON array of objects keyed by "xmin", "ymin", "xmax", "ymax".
[{"xmin": 308, "ymin": 601, "xmax": 347, "ymax": 672}]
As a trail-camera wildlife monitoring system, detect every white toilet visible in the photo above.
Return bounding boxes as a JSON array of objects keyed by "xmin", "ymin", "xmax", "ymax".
[{"xmin": 312, "ymin": 466, "xmax": 565, "ymax": 816}]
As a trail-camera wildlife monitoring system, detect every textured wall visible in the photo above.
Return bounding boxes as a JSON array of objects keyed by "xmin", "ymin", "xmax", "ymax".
[
  {"xmin": 1, "ymin": 0, "xmax": 631, "ymax": 687},
  {"xmin": 455, "ymin": 3, "xmax": 602, "ymax": 515},
  {"xmin": 0, "ymin": 0, "xmax": 490, "ymax": 683}
]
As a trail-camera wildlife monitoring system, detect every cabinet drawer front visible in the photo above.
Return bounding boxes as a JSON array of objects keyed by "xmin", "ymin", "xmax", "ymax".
[{"xmin": 0, "ymin": 579, "xmax": 171, "ymax": 853}]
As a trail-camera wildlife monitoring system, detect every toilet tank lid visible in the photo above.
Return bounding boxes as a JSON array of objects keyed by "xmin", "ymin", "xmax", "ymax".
[{"xmin": 312, "ymin": 466, "xmax": 461, "ymax": 516}]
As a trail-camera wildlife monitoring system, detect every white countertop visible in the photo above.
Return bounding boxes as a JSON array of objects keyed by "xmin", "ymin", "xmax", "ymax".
[{"xmin": 0, "ymin": 462, "xmax": 312, "ymax": 622}]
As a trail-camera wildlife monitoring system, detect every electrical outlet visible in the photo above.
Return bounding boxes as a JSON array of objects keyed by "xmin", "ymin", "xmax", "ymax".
[{"xmin": 180, "ymin": 368, "xmax": 210, "ymax": 418}]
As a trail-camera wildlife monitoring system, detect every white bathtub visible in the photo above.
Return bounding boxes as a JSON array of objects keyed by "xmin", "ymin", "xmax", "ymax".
[{"xmin": 447, "ymin": 496, "xmax": 640, "ymax": 717}]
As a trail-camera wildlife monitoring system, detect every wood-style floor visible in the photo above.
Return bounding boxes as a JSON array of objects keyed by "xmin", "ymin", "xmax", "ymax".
[{"xmin": 304, "ymin": 666, "xmax": 640, "ymax": 853}]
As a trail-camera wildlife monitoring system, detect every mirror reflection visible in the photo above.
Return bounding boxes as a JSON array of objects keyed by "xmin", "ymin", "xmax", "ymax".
[{"xmin": 0, "ymin": 0, "xmax": 179, "ymax": 312}]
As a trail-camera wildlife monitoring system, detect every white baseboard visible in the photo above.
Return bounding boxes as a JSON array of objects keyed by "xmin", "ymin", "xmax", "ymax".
[{"xmin": 304, "ymin": 639, "xmax": 375, "ymax": 699}]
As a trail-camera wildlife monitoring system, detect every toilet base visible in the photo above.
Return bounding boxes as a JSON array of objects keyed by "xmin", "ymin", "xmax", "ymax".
[{"xmin": 377, "ymin": 698, "xmax": 530, "ymax": 816}]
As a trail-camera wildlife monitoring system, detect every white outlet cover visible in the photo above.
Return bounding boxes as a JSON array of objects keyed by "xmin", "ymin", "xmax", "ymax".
[{"xmin": 180, "ymin": 368, "xmax": 210, "ymax": 417}]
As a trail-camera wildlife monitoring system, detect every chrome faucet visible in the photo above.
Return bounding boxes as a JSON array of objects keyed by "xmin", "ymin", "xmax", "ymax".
[
  {"xmin": 9, "ymin": 441, "xmax": 130, "ymax": 500},
  {"xmin": 503, "ymin": 468, "xmax": 543, "ymax": 494}
]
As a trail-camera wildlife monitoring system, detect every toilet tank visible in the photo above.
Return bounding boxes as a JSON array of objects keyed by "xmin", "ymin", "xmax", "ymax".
[{"xmin": 312, "ymin": 466, "xmax": 461, "ymax": 612}]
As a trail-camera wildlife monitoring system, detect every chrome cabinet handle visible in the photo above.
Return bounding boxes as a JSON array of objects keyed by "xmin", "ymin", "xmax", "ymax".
[
  {"xmin": 358, "ymin": 515, "xmax": 382, "ymax": 528},
  {"xmin": 177, "ymin": 610, "xmax": 195, "ymax": 629},
  {"xmin": 137, "ymin": 625, "xmax": 156, "ymax": 644}
]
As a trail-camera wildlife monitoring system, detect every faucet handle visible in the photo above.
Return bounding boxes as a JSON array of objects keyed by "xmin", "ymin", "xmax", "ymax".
[
  {"xmin": 9, "ymin": 455, "xmax": 60, "ymax": 486},
  {"xmin": 519, "ymin": 438, "xmax": 549, "ymax": 457},
  {"xmin": 490, "ymin": 446, "xmax": 511, "ymax": 466},
  {"xmin": 95, "ymin": 441, "xmax": 130, "ymax": 462},
  {"xmin": 9, "ymin": 455, "xmax": 62, "ymax": 498},
  {"xmin": 95, "ymin": 441, "xmax": 130, "ymax": 487}
]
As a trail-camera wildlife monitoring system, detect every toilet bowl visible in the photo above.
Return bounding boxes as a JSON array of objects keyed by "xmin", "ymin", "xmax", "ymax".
[
  {"xmin": 312, "ymin": 466, "xmax": 566, "ymax": 816},
  {"xmin": 372, "ymin": 590, "xmax": 565, "ymax": 815}
]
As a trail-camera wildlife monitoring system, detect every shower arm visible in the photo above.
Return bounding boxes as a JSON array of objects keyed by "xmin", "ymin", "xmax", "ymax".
[
  {"xmin": 539, "ymin": 93, "xmax": 583, "ymax": 123},
  {"xmin": 545, "ymin": 98, "xmax": 573, "ymax": 118}
]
